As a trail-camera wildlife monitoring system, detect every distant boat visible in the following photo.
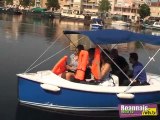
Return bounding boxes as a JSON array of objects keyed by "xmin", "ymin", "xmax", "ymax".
[
  {"xmin": 141, "ymin": 21, "xmax": 160, "ymax": 30},
  {"xmin": 5, "ymin": 8, "xmax": 22, "ymax": 15},
  {"xmin": 90, "ymin": 18, "xmax": 103, "ymax": 30},
  {"xmin": 111, "ymin": 20, "xmax": 130, "ymax": 26},
  {"xmin": 60, "ymin": 9, "xmax": 98, "ymax": 22},
  {"xmin": 142, "ymin": 21, "xmax": 160, "ymax": 30}
]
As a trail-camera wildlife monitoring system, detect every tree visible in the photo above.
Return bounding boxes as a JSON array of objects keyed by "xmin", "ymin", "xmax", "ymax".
[
  {"xmin": 19, "ymin": 0, "xmax": 29, "ymax": 7},
  {"xmin": 5, "ymin": 0, "xmax": 13, "ymax": 5},
  {"xmin": 46, "ymin": 0, "xmax": 60, "ymax": 11},
  {"xmin": 98, "ymin": 0, "xmax": 111, "ymax": 13},
  {"xmin": 138, "ymin": 4, "xmax": 150, "ymax": 19},
  {"xmin": 19, "ymin": 0, "xmax": 34, "ymax": 7}
]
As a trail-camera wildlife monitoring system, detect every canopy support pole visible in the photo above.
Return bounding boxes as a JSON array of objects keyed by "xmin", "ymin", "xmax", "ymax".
[
  {"xmin": 124, "ymin": 48, "xmax": 160, "ymax": 92},
  {"xmin": 65, "ymin": 34, "xmax": 77, "ymax": 48},
  {"xmin": 25, "ymin": 34, "xmax": 85, "ymax": 73},
  {"xmin": 64, "ymin": 34, "xmax": 85, "ymax": 51},
  {"xmin": 140, "ymin": 42, "xmax": 155, "ymax": 61},
  {"xmin": 25, "ymin": 33, "xmax": 63, "ymax": 73},
  {"xmin": 98, "ymin": 45, "xmax": 130, "ymax": 81},
  {"xmin": 25, "ymin": 45, "xmax": 70, "ymax": 73}
]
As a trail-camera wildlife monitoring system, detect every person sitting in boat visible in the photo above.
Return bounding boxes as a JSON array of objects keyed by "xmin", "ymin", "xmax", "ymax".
[
  {"xmin": 67, "ymin": 44, "xmax": 84, "ymax": 72},
  {"xmin": 85, "ymin": 47, "xmax": 95, "ymax": 79},
  {"xmin": 61, "ymin": 44, "xmax": 84, "ymax": 80},
  {"xmin": 98, "ymin": 49, "xmax": 114, "ymax": 86},
  {"xmin": 124, "ymin": 53, "xmax": 149, "ymax": 86},
  {"xmin": 84, "ymin": 48, "xmax": 112, "ymax": 85},
  {"xmin": 110, "ymin": 49, "xmax": 130, "ymax": 86}
]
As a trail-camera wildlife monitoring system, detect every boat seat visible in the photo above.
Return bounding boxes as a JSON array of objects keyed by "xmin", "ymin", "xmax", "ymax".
[
  {"xmin": 111, "ymin": 74, "xmax": 119, "ymax": 86},
  {"xmin": 99, "ymin": 74, "xmax": 119, "ymax": 87}
]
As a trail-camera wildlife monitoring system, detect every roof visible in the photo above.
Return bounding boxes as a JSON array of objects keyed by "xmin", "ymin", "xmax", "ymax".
[
  {"xmin": 31, "ymin": 7, "xmax": 47, "ymax": 12},
  {"xmin": 63, "ymin": 29, "xmax": 160, "ymax": 45}
]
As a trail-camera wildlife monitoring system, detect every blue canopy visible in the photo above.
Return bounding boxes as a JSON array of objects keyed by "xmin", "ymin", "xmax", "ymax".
[{"xmin": 63, "ymin": 29, "xmax": 160, "ymax": 45}]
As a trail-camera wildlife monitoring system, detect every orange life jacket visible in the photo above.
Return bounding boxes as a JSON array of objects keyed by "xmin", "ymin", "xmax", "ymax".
[
  {"xmin": 91, "ymin": 47, "xmax": 101, "ymax": 80},
  {"xmin": 52, "ymin": 56, "xmax": 68, "ymax": 75},
  {"xmin": 75, "ymin": 50, "xmax": 89, "ymax": 81}
]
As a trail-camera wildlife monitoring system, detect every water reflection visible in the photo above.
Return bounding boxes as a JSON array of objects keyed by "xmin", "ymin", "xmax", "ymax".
[
  {"xmin": 0, "ymin": 14, "xmax": 160, "ymax": 120},
  {"xmin": 0, "ymin": 14, "xmax": 160, "ymax": 75},
  {"xmin": 15, "ymin": 103, "xmax": 160, "ymax": 120},
  {"xmin": 15, "ymin": 103, "xmax": 120, "ymax": 120}
]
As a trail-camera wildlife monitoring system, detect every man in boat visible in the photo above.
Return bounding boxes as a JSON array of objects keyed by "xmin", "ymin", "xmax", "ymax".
[
  {"xmin": 128, "ymin": 52, "xmax": 149, "ymax": 86},
  {"xmin": 110, "ymin": 49, "xmax": 129, "ymax": 86}
]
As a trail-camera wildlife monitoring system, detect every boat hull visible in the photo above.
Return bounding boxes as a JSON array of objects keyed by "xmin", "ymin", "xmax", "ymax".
[
  {"xmin": 91, "ymin": 24, "xmax": 103, "ymax": 30},
  {"xmin": 18, "ymin": 76, "xmax": 160, "ymax": 111}
]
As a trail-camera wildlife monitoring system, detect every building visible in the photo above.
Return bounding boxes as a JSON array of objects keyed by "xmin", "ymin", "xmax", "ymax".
[
  {"xmin": 110, "ymin": 0, "xmax": 151, "ymax": 22},
  {"xmin": 10, "ymin": 0, "xmax": 152, "ymax": 22},
  {"xmin": 0, "ymin": 0, "xmax": 5, "ymax": 7},
  {"xmin": 150, "ymin": 1, "xmax": 160, "ymax": 19},
  {"xmin": 35, "ymin": 0, "xmax": 44, "ymax": 7},
  {"xmin": 60, "ymin": 0, "xmax": 150, "ymax": 21}
]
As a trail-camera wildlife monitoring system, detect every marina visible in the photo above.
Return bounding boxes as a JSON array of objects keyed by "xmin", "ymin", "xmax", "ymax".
[{"xmin": 0, "ymin": 13, "xmax": 160, "ymax": 119}]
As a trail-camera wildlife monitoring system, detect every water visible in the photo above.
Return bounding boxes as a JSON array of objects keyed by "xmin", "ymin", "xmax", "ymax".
[{"xmin": 0, "ymin": 14, "xmax": 160, "ymax": 120}]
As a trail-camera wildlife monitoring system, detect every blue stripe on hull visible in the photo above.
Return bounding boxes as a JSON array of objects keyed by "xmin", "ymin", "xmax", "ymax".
[{"xmin": 18, "ymin": 77, "xmax": 160, "ymax": 109}]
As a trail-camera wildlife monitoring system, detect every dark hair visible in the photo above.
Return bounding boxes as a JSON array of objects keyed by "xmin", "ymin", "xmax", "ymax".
[
  {"xmin": 76, "ymin": 45, "xmax": 84, "ymax": 51},
  {"xmin": 88, "ymin": 48, "xmax": 95, "ymax": 65},
  {"xmin": 130, "ymin": 52, "xmax": 138, "ymax": 61},
  {"xmin": 88, "ymin": 48, "xmax": 95, "ymax": 56},
  {"xmin": 110, "ymin": 49, "xmax": 118, "ymax": 55},
  {"xmin": 101, "ymin": 49, "xmax": 110, "ymax": 63}
]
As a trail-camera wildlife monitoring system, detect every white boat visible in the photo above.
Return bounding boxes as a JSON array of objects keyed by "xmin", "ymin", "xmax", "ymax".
[
  {"xmin": 17, "ymin": 29, "xmax": 160, "ymax": 114},
  {"xmin": 152, "ymin": 22, "xmax": 160, "ymax": 30},
  {"xmin": 142, "ymin": 21, "xmax": 160, "ymax": 30},
  {"xmin": 111, "ymin": 20, "xmax": 130, "ymax": 26},
  {"xmin": 61, "ymin": 9, "xmax": 84, "ymax": 21},
  {"xmin": 60, "ymin": 9, "xmax": 98, "ymax": 22},
  {"xmin": 90, "ymin": 18, "xmax": 103, "ymax": 30}
]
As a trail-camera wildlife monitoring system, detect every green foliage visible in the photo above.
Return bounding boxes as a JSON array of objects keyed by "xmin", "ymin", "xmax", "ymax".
[
  {"xmin": 46, "ymin": 0, "xmax": 60, "ymax": 10},
  {"xmin": 5, "ymin": 0, "xmax": 13, "ymax": 5},
  {"xmin": 98, "ymin": 0, "xmax": 111, "ymax": 12},
  {"xmin": 19, "ymin": 0, "xmax": 34, "ymax": 7},
  {"xmin": 138, "ymin": 4, "xmax": 150, "ymax": 19},
  {"xmin": 19, "ymin": 0, "xmax": 29, "ymax": 7},
  {"xmin": 30, "ymin": 0, "xmax": 35, "ymax": 7}
]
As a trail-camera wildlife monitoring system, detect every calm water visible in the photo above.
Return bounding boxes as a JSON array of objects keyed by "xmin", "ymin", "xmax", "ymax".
[{"xmin": 0, "ymin": 14, "xmax": 160, "ymax": 120}]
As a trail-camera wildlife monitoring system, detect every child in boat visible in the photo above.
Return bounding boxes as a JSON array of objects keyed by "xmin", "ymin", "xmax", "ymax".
[
  {"xmin": 61, "ymin": 44, "xmax": 84, "ymax": 80},
  {"xmin": 64, "ymin": 47, "xmax": 96, "ymax": 82}
]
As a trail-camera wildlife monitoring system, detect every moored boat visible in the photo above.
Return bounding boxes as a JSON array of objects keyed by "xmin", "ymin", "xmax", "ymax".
[
  {"xmin": 142, "ymin": 21, "xmax": 160, "ymax": 30},
  {"xmin": 17, "ymin": 29, "xmax": 160, "ymax": 113},
  {"xmin": 60, "ymin": 9, "xmax": 98, "ymax": 22},
  {"xmin": 90, "ymin": 18, "xmax": 103, "ymax": 30},
  {"xmin": 111, "ymin": 20, "xmax": 130, "ymax": 26}
]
